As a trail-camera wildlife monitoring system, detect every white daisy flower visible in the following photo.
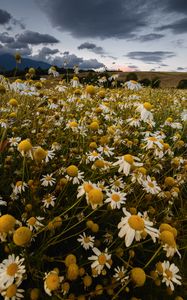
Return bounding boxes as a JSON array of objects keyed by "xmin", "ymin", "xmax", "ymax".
[
  {"xmin": 88, "ymin": 248, "xmax": 111, "ymax": 275},
  {"xmin": 113, "ymin": 154, "xmax": 143, "ymax": 176},
  {"xmin": 143, "ymin": 136, "xmax": 163, "ymax": 150},
  {"xmin": 136, "ymin": 103, "xmax": 154, "ymax": 123},
  {"xmin": 142, "ymin": 176, "xmax": 161, "ymax": 195},
  {"xmin": 162, "ymin": 244, "xmax": 181, "ymax": 258},
  {"xmin": 0, "ymin": 255, "xmax": 25, "ymax": 289},
  {"xmin": 113, "ymin": 266, "xmax": 129, "ymax": 284},
  {"xmin": 44, "ymin": 270, "xmax": 63, "ymax": 296},
  {"xmin": 45, "ymin": 150, "xmax": 55, "ymax": 163},
  {"xmin": 97, "ymin": 145, "xmax": 114, "ymax": 157},
  {"xmin": 12, "ymin": 182, "xmax": 28, "ymax": 195},
  {"xmin": 105, "ymin": 190, "xmax": 127, "ymax": 209},
  {"xmin": 42, "ymin": 194, "xmax": 56, "ymax": 208},
  {"xmin": 118, "ymin": 208, "xmax": 159, "ymax": 247},
  {"xmin": 65, "ymin": 171, "xmax": 84, "ymax": 185},
  {"xmin": 86, "ymin": 151, "xmax": 102, "ymax": 163},
  {"xmin": 1, "ymin": 284, "xmax": 24, "ymax": 300},
  {"xmin": 124, "ymin": 80, "xmax": 142, "ymax": 91},
  {"xmin": 9, "ymin": 137, "xmax": 21, "ymax": 147},
  {"xmin": 41, "ymin": 174, "xmax": 56, "ymax": 187},
  {"xmin": 109, "ymin": 176, "xmax": 125, "ymax": 191},
  {"xmin": 77, "ymin": 232, "xmax": 95, "ymax": 250},
  {"xmin": 77, "ymin": 181, "xmax": 96, "ymax": 198},
  {"xmin": 126, "ymin": 117, "xmax": 141, "ymax": 128},
  {"xmin": 161, "ymin": 261, "xmax": 182, "ymax": 291},
  {"xmin": 26, "ymin": 216, "xmax": 44, "ymax": 231}
]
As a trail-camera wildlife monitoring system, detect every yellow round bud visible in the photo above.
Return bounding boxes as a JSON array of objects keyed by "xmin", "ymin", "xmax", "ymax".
[
  {"xmin": 164, "ymin": 177, "xmax": 176, "ymax": 187},
  {"xmin": 88, "ymin": 188, "xmax": 103, "ymax": 205},
  {"xmin": 65, "ymin": 254, "xmax": 77, "ymax": 267},
  {"xmin": 33, "ymin": 147, "xmax": 47, "ymax": 162},
  {"xmin": 89, "ymin": 121, "xmax": 99, "ymax": 130},
  {"xmin": 67, "ymin": 263, "xmax": 79, "ymax": 281},
  {"xmin": 143, "ymin": 102, "xmax": 153, "ymax": 110},
  {"xmin": 0, "ymin": 214, "xmax": 16, "ymax": 233},
  {"xmin": 66, "ymin": 165, "xmax": 78, "ymax": 177},
  {"xmin": 13, "ymin": 226, "xmax": 32, "ymax": 246},
  {"xmin": 9, "ymin": 98, "xmax": 18, "ymax": 106},
  {"xmin": 160, "ymin": 230, "xmax": 176, "ymax": 247},
  {"xmin": 18, "ymin": 140, "xmax": 32, "ymax": 152},
  {"xmin": 30, "ymin": 288, "xmax": 40, "ymax": 300},
  {"xmin": 86, "ymin": 85, "xmax": 95, "ymax": 95},
  {"xmin": 83, "ymin": 275, "xmax": 92, "ymax": 287},
  {"xmin": 45, "ymin": 272, "xmax": 60, "ymax": 291},
  {"xmin": 131, "ymin": 268, "xmax": 146, "ymax": 287}
]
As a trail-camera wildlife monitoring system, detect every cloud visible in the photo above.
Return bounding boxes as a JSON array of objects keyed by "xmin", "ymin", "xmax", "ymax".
[
  {"xmin": 16, "ymin": 30, "xmax": 59, "ymax": 45},
  {"xmin": 0, "ymin": 32, "xmax": 14, "ymax": 44},
  {"xmin": 157, "ymin": 18, "xmax": 187, "ymax": 34},
  {"xmin": 78, "ymin": 42, "xmax": 105, "ymax": 55},
  {"xmin": 137, "ymin": 33, "xmax": 165, "ymax": 42},
  {"xmin": 0, "ymin": 9, "xmax": 11, "ymax": 25},
  {"xmin": 177, "ymin": 67, "xmax": 186, "ymax": 71},
  {"xmin": 36, "ymin": 0, "xmax": 152, "ymax": 39},
  {"xmin": 32, "ymin": 47, "xmax": 59, "ymax": 61},
  {"xmin": 126, "ymin": 51, "xmax": 175, "ymax": 63},
  {"xmin": 164, "ymin": 0, "xmax": 187, "ymax": 15},
  {"xmin": 47, "ymin": 53, "xmax": 105, "ymax": 69}
]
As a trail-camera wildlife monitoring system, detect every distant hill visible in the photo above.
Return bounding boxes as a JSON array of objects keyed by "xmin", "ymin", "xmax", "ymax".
[{"xmin": 0, "ymin": 53, "xmax": 51, "ymax": 71}]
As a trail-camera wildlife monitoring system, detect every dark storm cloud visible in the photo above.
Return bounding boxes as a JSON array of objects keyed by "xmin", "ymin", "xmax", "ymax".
[
  {"xmin": 49, "ymin": 53, "xmax": 104, "ymax": 69},
  {"xmin": 0, "ymin": 9, "xmax": 11, "ymax": 25},
  {"xmin": 36, "ymin": 0, "xmax": 151, "ymax": 39},
  {"xmin": 32, "ymin": 47, "xmax": 59, "ymax": 61},
  {"xmin": 157, "ymin": 18, "xmax": 187, "ymax": 34},
  {"xmin": 137, "ymin": 33, "xmax": 165, "ymax": 42},
  {"xmin": 177, "ymin": 67, "xmax": 186, "ymax": 70},
  {"xmin": 0, "ymin": 32, "xmax": 14, "ymax": 44},
  {"xmin": 164, "ymin": 0, "xmax": 187, "ymax": 14},
  {"xmin": 126, "ymin": 51, "xmax": 175, "ymax": 63},
  {"xmin": 17, "ymin": 30, "xmax": 59, "ymax": 45},
  {"xmin": 78, "ymin": 42, "xmax": 105, "ymax": 55}
]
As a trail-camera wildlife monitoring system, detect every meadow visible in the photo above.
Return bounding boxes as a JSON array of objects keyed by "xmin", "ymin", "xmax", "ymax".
[{"xmin": 0, "ymin": 71, "xmax": 186, "ymax": 300}]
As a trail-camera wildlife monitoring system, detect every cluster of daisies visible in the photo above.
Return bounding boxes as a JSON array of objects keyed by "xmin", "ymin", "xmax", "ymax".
[{"xmin": 0, "ymin": 74, "xmax": 186, "ymax": 300}]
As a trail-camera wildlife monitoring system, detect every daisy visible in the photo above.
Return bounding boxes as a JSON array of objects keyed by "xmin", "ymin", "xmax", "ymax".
[
  {"xmin": 26, "ymin": 216, "xmax": 44, "ymax": 231},
  {"xmin": 113, "ymin": 154, "xmax": 143, "ymax": 176},
  {"xmin": 109, "ymin": 176, "xmax": 125, "ymax": 191},
  {"xmin": 77, "ymin": 181, "xmax": 96, "ymax": 198},
  {"xmin": 105, "ymin": 190, "xmax": 127, "ymax": 209},
  {"xmin": 86, "ymin": 151, "xmax": 102, "ymax": 163},
  {"xmin": 77, "ymin": 232, "xmax": 95, "ymax": 250},
  {"xmin": 0, "ymin": 255, "xmax": 25, "ymax": 289},
  {"xmin": 124, "ymin": 80, "xmax": 142, "ymax": 91},
  {"xmin": 12, "ymin": 182, "xmax": 28, "ymax": 195},
  {"xmin": 44, "ymin": 270, "xmax": 63, "ymax": 296},
  {"xmin": 161, "ymin": 261, "xmax": 182, "ymax": 291},
  {"xmin": 88, "ymin": 248, "xmax": 111, "ymax": 275},
  {"xmin": 97, "ymin": 145, "xmax": 114, "ymax": 157},
  {"xmin": 113, "ymin": 266, "xmax": 129, "ymax": 285},
  {"xmin": 45, "ymin": 150, "xmax": 55, "ymax": 163},
  {"xmin": 142, "ymin": 176, "xmax": 161, "ymax": 195},
  {"xmin": 42, "ymin": 194, "xmax": 56, "ymax": 208},
  {"xmin": 65, "ymin": 170, "xmax": 84, "ymax": 185},
  {"xmin": 9, "ymin": 137, "xmax": 21, "ymax": 147},
  {"xmin": 143, "ymin": 136, "xmax": 163, "ymax": 150},
  {"xmin": 162, "ymin": 244, "xmax": 181, "ymax": 258},
  {"xmin": 1, "ymin": 284, "xmax": 24, "ymax": 300},
  {"xmin": 126, "ymin": 117, "xmax": 141, "ymax": 128},
  {"xmin": 136, "ymin": 103, "xmax": 154, "ymax": 123},
  {"xmin": 51, "ymin": 142, "xmax": 61, "ymax": 151},
  {"xmin": 40, "ymin": 174, "xmax": 56, "ymax": 187},
  {"xmin": 118, "ymin": 208, "xmax": 159, "ymax": 247}
]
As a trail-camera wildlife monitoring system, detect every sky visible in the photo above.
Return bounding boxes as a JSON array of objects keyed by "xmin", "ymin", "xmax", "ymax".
[{"xmin": 0, "ymin": 0, "xmax": 187, "ymax": 71}]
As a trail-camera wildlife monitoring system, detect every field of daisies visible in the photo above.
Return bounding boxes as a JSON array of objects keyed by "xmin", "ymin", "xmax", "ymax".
[{"xmin": 0, "ymin": 69, "xmax": 186, "ymax": 300}]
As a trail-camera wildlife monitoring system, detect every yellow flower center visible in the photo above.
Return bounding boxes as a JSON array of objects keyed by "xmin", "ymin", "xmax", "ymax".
[
  {"xmin": 27, "ymin": 217, "xmax": 36, "ymax": 226},
  {"xmin": 160, "ymin": 230, "xmax": 176, "ymax": 247},
  {"xmin": 88, "ymin": 189, "xmax": 104, "ymax": 205},
  {"xmin": 148, "ymin": 181, "xmax": 155, "ymax": 188},
  {"xmin": 45, "ymin": 176, "xmax": 52, "ymax": 181},
  {"xmin": 83, "ymin": 237, "xmax": 91, "ymax": 244},
  {"xmin": 111, "ymin": 194, "xmax": 120, "ymax": 202},
  {"xmin": 66, "ymin": 165, "xmax": 78, "ymax": 177},
  {"xmin": 128, "ymin": 215, "xmax": 145, "ymax": 231},
  {"xmin": 165, "ymin": 269, "xmax": 173, "ymax": 280},
  {"xmin": 6, "ymin": 284, "xmax": 17, "ymax": 297},
  {"xmin": 34, "ymin": 147, "xmax": 47, "ymax": 162},
  {"xmin": 124, "ymin": 154, "xmax": 134, "ymax": 164},
  {"xmin": 0, "ymin": 214, "xmax": 16, "ymax": 233},
  {"xmin": 90, "ymin": 121, "xmax": 99, "ymax": 130},
  {"xmin": 98, "ymin": 254, "xmax": 107, "ymax": 265},
  {"xmin": 92, "ymin": 151, "xmax": 99, "ymax": 157},
  {"xmin": 148, "ymin": 137, "xmax": 157, "ymax": 142},
  {"xmin": 118, "ymin": 271, "xmax": 124, "ymax": 279},
  {"xmin": 6, "ymin": 263, "xmax": 18, "ymax": 276},
  {"xmin": 83, "ymin": 183, "xmax": 93, "ymax": 193},
  {"xmin": 69, "ymin": 121, "xmax": 78, "ymax": 128},
  {"xmin": 18, "ymin": 140, "xmax": 32, "ymax": 152},
  {"xmin": 131, "ymin": 268, "xmax": 146, "ymax": 287},
  {"xmin": 94, "ymin": 159, "xmax": 105, "ymax": 168},
  {"xmin": 46, "ymin": 273, "xmax": 60, "ymax": 291},
  {"xmin": 13, "ymin": 226, "xmax": 32, "ymax": 246},
  {"xmin": 143, "ymin": 102, "xmax": 152, "ymax": 110}
]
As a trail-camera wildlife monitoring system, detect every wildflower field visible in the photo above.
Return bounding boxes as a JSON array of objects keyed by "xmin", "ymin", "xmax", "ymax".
[{"xmin": 0, "ymin": 72, "xmax": 186, "ymax": 300}]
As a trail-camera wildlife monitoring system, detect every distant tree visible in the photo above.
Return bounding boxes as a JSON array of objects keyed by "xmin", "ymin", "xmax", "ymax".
[
  {"xmin": 151, "ymin": 77, "xmax": 161, "ymax": 88},
  {"xmin": 139, "ymin": 78, "xmax": 151, "ymax": 87},
  {"xmin": 177, "ymin": 79, "xmax": 187, "ymax": 89},
  {"xmin": 126, "ymin": 72, "xmax": 138, "ymax": 81}
]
